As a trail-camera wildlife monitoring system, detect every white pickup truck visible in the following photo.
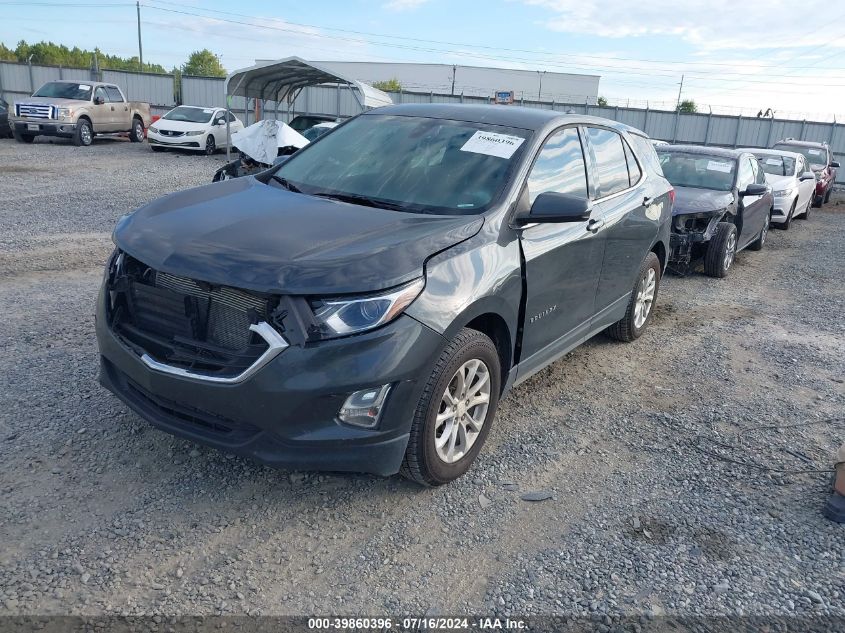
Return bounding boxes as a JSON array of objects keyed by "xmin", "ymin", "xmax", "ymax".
[{"xmin": 11, "ymin": 80, "xmax": 151, "ymax": 147}]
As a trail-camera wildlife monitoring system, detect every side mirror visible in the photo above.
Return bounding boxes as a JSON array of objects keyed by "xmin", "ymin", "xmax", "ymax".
[
  {"xmin": 217, "ymin": 118, "xmax": 226, "ymax": 126},
  {"xmin": 799, "ymin": 171, "xmax": 816, "ymax": 182},
  {"xmin": 830, "ymin": 161, "xmax": 840, "ymax": 168},
  {"xmin": 93, "ymin": 96, "xmax": 105, "ymax": 105},
  {"xmin": 516, "ymin": 191, "xmax": 592, "ymax": 224},
  {"xmin": 741, "ymin": 183, "xmax": 768, "ymax": 196}
]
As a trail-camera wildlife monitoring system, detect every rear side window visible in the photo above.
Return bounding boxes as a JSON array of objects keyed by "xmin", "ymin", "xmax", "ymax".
[
  {"xmin": 628, "ymin": 133, "xmax": 664, "ymax": 176},
  {"xmin": 622, "ymin": 140, "xmax": 642, "ymax": 186},
  {"xmin": 105, "ymin": 86, "xmax": 124, "ymax": 102},
  {"xmin": 586, "ymin": 127, "xmax": 630, "ymax": 197},
  {"xmin": 526, "ymin": 127, "xmax": 588, "ymax": 203}
]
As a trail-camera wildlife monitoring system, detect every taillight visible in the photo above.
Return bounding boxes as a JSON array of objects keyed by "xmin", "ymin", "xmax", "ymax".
[{"xmin": 669, "ymin": 189, "xmax": 676, "ymax": 204}]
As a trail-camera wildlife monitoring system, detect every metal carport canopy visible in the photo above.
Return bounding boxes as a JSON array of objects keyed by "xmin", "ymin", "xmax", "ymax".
[{"xmin": 223, "ymin": 57, "xmax": 392, "ymax": 159}]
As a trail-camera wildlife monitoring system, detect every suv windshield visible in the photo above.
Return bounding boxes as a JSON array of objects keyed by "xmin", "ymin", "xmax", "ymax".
[
  {"xmin": 163, "ymin": 106, "xmax": 215, "ymax": 123},
  {"xmin": 33, "ymin": 82, "xmax": 92, "ymax": 100},
  {"xmin": 657, "ymin": 152, "xmax": 736, "ymax": 191},
  {"xmin": 274, "ymin": 114, "xmax": 531, "ymax": 214},
  {"xmin": 773, "ymin": 143, "xmax": 827, "ymax": 168},
  {"xmin": 754, "ymin": 154, "xmax": 795, "ymax": 177}
]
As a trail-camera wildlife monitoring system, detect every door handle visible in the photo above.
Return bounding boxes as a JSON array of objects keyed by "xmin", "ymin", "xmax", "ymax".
[
  {"xmin": 587, "ymin": 218, "xmax": 605, "ymax": 233},
  {"xmin": 110, "ymin": 106, "xmax": 115, "ymax": 111}
]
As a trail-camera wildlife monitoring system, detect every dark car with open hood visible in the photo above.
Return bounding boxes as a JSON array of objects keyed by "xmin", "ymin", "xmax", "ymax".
[
  {"xmin": 657, "ymin": 145, "xmax": 773, "ymax": 278},
  {"xmin": 97, "ymin": 104, "xmax": 673, "ymax": 485}
]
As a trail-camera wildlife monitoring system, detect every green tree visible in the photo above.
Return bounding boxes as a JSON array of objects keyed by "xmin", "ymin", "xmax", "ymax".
[
  {"xmin": 679, "ymin": 99, "xmax": 698, "ymax": 114},
  {"xmin": 371, "ymin": 78, "xmax": 402, "ymax": 92},
  {"xmin": 181, "ymin": 49, "xmax": 226, "ymax": 77},
  {"xmin": 0, "ymin": 39, "xmax": 165, "ymax": 72},
  {"xmin": 597, "ymin": 96, "xmax": 608, "ymax": 106}
]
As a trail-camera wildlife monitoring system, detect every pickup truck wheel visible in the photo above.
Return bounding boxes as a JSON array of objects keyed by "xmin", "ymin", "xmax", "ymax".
[
  {"xmin": 606, "ymin": 252, "xmax": 661, "ymax": 342},
  {"xmin": 74, "ymin": 119, "xmax": 93, "ymax": 147},
  {"xmin": 401, "ymin": 328, "xmax": 501, "ymax": 486},
  {"xmin": 204, "ymin": 135, "xmax": 216, "ymax": 155},
  {"xmin": 13, "ymin": 131, "xmax": 34, "ymax": 144},
  {"xmin": 704, "ymin": 222, "xmax": 737, "ymax": 278},
  {"xmin": 129, "ymin": 118, "xmax": 144, "ymax": 143},
  {"xmin": 749, "ymin": 213, "xmax": 769, "ymax": 251}
]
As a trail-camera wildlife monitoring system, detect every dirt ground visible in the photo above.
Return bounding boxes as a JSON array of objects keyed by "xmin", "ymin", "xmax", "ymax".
[{"xmin": 0, "ymin": 137, "xmax": 843, "ymax": 627}]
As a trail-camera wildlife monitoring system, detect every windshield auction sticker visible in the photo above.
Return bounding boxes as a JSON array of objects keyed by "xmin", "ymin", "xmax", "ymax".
[
  {"xmin": 461, "ymin": 131, "xmax": 525, "ymax": 159},
  {"xmin": 706, "ymin": 160, "xmax": 733, "ymax": 173}
]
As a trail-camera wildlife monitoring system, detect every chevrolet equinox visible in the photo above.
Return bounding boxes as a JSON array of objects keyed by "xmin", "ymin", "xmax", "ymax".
[{"xmin": 96, "ymin": 104, "xmax": 673, "ymax": 485}]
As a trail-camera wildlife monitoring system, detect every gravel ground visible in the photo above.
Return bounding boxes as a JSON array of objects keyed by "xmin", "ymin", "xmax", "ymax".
[{"xmin": 0, "ymin": 136, "xmax": 843, "ymax": 628}]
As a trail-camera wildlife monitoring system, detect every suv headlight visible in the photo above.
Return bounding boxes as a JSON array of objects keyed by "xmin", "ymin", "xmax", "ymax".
[
  {"xmin": 774, "ymin": 187, "xmax": 795, "ymax": 197},
  {"xmin": 310, "ymin": 278, "xmax": 424, "ymax": 339}
]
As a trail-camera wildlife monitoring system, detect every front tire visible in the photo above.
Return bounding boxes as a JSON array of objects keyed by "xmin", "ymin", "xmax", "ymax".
[
  {"xmin": 73, "ymin": 119, "xmax": 93, "ymax": 147},
  {"xmin": 401, "ymin": 328, "xmax": 501, "ymax": 486},
  {"xmin": 704, "ymin": 222, "xmax": 737, "ymax": 278},
  {"xmin": 129, "ymin": 117, "xmax": 144, "ymax": 143},
  {"xmin": 748, "ymin": 213, "xmax": 769, "ymax": 251},
  {"xmin": 824, "ymin": 187, "xmax": 832, "ymax": 204},
  {"xmin": 607, "ymin": 252, "xmax": 661, "ymax": 342},
  {"xmin": 13, "ymin": 131, "xmax": 34, "ymax": 144},
  {"xmin": 779, "ymin": 201, "xmax": 795, "ymax": 230},
  {"xmin": 204, "ymin": 135, "xmax": 216, "ymax": 155}
]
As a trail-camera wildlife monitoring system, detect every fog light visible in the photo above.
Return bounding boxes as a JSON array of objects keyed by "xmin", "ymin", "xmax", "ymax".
[{"xmin": 338, "ymin": 384, "xmax": 392, "ymax": 428}]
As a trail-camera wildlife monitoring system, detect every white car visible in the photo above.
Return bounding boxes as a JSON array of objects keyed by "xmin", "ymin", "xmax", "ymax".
[
  {"xmin": 740, "ymin": 148, "xmax": 816, "ymax": 229},
  {"xmin": 148, "ymin": 105, "xmax": 243, "ymax": 155},
  {"xmin": 301, "ymin": 121, "xmax": 339, "ymax": 142}
]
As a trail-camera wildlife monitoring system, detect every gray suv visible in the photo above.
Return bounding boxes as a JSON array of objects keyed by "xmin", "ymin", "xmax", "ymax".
[{"xmin": 96, "ymin": 104, "xmax": 673, "ymax": 485}]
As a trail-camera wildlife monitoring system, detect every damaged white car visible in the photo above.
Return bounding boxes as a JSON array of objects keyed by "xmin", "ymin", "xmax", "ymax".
[{"xmin": 212, "ymin": 119, "xmax": 309, "ymax": 181}]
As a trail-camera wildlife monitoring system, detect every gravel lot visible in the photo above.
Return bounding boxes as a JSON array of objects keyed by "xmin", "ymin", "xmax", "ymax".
[{"xmin": 0, "ymin": 136, "xmax": 843, "ymax": 627}]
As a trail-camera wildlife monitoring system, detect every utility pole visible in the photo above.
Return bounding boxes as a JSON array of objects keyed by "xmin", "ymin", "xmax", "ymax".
[
  {"xmin": 675, "ymin": 74, "xmax": 684, "ymax": 110},
  {"xmin": 136, "ymin": 1, "xmax": 144, "ymax": 71},
  {"xmin": 451, "ymin": 65, "xmax": 456, "ymax": 96}
]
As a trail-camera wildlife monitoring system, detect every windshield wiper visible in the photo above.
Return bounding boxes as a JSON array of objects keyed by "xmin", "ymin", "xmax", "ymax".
[
  {"xmin": 312, "ymin": 192, "xmax": 406, "ymax": 211},
  {"xmin": 272, "ymin": 176, "xmax": 301, "ymax": 193}
]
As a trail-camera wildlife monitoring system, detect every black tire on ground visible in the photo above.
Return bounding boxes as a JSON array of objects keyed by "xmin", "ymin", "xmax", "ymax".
[
  {"xmin": 812, "ymin": 194, "xmax": 822, "ymax": 208},
  {"xmin": 779, "ymin": 201, "xmax": 795, "ymax": 230},
  {"xmin": 704, "ymin": 222, "xmax": 737, "ymax": 278},
  {"xmin": 748, "ymin": 212, "xmax": 769, "ymax": 251},
  {"xmin": 801, "ymin": 198, "xmax": 811, "ymax": 220},
  {"xmin": 824, "ymin": 187, "xmax": 832, "ymax": 203},
  {"xmin": 13, "ymin": 131, "xmax": 34, "ymax": 143},
  {"xmin": 204, "ymin": 135, "xmax": 216, "ymax": 155},
  {"xmin": 129, "ymin": 117, "xmax": 144, "ymax": 143},
  {"xmin": 400, "ymin": 328, "xmax": 501, "ymax": 486},
  {"xmin": 73, "ymin": 118, "xmax": 93, "ymax": 147},
  {"xmin": 606, "ymin": 251, "xmax": 661, "ymax": 343}
]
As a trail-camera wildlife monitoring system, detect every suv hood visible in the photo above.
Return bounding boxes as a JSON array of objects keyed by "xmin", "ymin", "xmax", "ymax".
[
  {"xmin": 113, "ymin": 177, "xmax": 483, "ymax": 296},
  {"xmin": 672, "ymin": 186, "xmax": 734, "ymax": 216}
]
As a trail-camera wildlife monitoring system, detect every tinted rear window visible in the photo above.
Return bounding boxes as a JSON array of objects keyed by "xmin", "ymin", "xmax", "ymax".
[{"xmin": 586, "ymin": 127, "xmax": 630, "ymax": 197}]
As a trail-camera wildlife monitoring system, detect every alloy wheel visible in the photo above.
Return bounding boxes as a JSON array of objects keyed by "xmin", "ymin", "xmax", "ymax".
[
  {"xmin": 724, "ymin": 232, "xmax": 736, "ymax": 270},
  {"xmin": 80, "ymin": 124, "xmax": 92, "ymax": 145},
  {"xmin": 633, "ymin": 267, "xmax": 656, "ymax": 329},
  {"xmin": 434, "ymin": 359, "xmax": 491, "ymax": 464}
]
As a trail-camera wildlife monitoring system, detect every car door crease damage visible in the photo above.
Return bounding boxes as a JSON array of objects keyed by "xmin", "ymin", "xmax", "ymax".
[{"xmin": 96, "ymin": 103, "xmax": 673, "ymax": 485}]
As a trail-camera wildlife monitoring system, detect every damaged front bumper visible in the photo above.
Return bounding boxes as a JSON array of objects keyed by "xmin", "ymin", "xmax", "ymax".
[{"xmin": 669, "ymin": 212, "xmax": 725, "ymax": 268}]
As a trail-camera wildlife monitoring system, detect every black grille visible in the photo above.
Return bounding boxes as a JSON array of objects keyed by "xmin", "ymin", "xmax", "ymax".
[{"xmin": 108, "ymin": 254, "xmax": 278, "ymax": 378}]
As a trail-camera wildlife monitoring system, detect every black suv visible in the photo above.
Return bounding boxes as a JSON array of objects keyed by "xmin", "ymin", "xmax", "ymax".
[{"xmin": 97, "ymin": 104, "xmax": 673, "ymax": 485}]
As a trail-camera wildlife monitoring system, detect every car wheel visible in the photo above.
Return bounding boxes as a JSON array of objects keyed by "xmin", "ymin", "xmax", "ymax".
[
  {"xmin": 749, "ymin": 213, "xmax": 769, "ymax": 251},
  {"xmin": 13, "ymin": 131, "xmax": 34, "ymax": 143},
  {"xmin": 824, "ymin": 187, "xmax": 832, "ymax": 203},
  {"xmin": 779, "ymin": 201, "xmax": 795, "ymax": 230},
  {"xmin": 129, "ymin": 118, "xmax": 144, "ymax": 143},
  {"xmin": 401, "ymin": 328, "xmax": 501, "ymax": 486},
  {"xmin": 704, "ymin": 222, "xmax": 737, "ymax": 278},
  {"xmin": 204, "ymin": 135, "xmax": 216, "ymax": 155},
  {"xmin": 73, "ymin": 119, "xmax": 93, "ymax": 147},
  {"xmin": 606, "ymin": 252, "xmax": 661, "ymax": 342}
]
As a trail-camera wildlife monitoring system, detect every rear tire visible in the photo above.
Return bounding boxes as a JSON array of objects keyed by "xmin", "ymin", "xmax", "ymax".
[
  {"xmin": 748, "ymin": 213, "xmax": 769, "ymax": 251},
  {"xmin": 73, "ymin": 119, "xmax": 93, "ymax": 147},
  {"xmin": 606, "ymin": 252, "xmax": 661, "ymax": 342},
  {"xmin": 704, "ymin": 222, "xmax": 737, "ymax": 278},
  {"xmin": 401, "ymin": 328, "xmax": 501, "ymax": 486},
  {"xmin": 824, "ymin": 187, "xmax": 832, "ymax": 204},
  {"xmin": 13, "ymin": 131, "xmax": 34, "ymax": 144},
  {"xmin": 129, "ymin": 117, "xmax": 144, "ymax": 143}
]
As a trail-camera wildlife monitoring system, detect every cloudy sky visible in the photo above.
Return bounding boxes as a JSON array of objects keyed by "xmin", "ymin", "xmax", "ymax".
[{"xmin": 3, "ymin": 0, "xmax": 845, "ymax": 120}]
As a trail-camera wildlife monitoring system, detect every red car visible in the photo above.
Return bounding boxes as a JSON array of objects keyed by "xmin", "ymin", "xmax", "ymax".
[{"xmin": 772, "ymin": 139, "xmax": 839, "ymax": 207}]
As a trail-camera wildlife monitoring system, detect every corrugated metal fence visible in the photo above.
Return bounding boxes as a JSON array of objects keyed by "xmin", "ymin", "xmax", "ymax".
[{"xmin": 2, "ymin": 62, "xmax": 843, "ymax": 183}]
